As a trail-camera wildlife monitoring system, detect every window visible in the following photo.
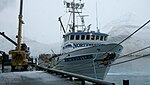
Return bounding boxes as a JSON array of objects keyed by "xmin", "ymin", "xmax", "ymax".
[
  {"xmin": 66, "ymin": 36, "xmax": 69, "ymax": 40},
  {"xmin": 81, "ymin": 35, "xmax": 85, "ymax": 40},
  {"xmin": 91, "ymin": 35, "xmax": 95, "ymax": 40},
  {"xmin": 104, "ymin": 36, "xmax": 107, "ymax": 41},
  {"xmin": 76, "ymin": 35, "xmax": 80, "ymax": 40},
  {"xmin": 70, "ymin": 35, "xmax": 74, "ymax": 40},
  {"xmin": 64, "ymin": 37, "xmax": 67, "ymax": 41},
  {"xmin": 67, "ymin": 36, "xmax": 69, "ymax": 40},
  {"xmin": 86, "ymin": 35, "xmax": 90, "ymax": 40},
  {"xmin": 100, "ymin": 36, "xmax": 103, "ymax": 41},
  {"xmin": 96, "ymin": 35, "xmax": 99, "ymax": 40}
]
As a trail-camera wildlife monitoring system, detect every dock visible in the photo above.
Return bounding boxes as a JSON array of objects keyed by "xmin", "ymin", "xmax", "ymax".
[
  {"xmin": 0, "ymin": 65, "xmax": 114, "ymax": 85},
  {"xmin": 0, "ymin": 71, "xmax": 81, "ymax": 85}
]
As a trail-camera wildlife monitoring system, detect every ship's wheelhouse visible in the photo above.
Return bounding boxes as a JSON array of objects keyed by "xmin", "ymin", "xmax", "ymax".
[
  {"xmin": 63, "ymin": 31, "xmax": 108, "ymax": 42},
  {"xmin": 62, "ymin": 31, "xmax": 109, "ymax": 51}
]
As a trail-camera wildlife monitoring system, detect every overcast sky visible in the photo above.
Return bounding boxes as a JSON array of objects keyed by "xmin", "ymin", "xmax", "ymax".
[{"xmin": 0, "ymin": 0, "xmax": 150, "ymax": 44}]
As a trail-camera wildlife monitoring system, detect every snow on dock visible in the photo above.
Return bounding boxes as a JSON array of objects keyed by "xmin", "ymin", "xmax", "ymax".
[{"xmin": 0, "ymin": 71, "xmax": 81, "ymax": 85}]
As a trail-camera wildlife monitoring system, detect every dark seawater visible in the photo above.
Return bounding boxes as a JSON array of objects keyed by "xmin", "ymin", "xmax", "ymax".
[{"xmin": 105, "ymin": 56, "xmax": 150, "ymax": 85}]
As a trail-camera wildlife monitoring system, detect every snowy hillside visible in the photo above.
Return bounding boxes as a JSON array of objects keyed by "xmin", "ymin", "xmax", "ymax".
[
  {"xmin": 25, "ymin": 38, "xmax": 61, "ymax": 57},
  {"xmin": 0, "ymin": 35, "xmax": 61, "ymax": 58},
  {"xmin": 107, "ymin": 22, "xmax": 150, "ymax": 55}
]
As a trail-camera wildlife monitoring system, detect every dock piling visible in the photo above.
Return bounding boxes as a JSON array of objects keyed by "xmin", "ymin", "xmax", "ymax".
[{"xmin": 123, "ymin": 80, "xmax": 129, "ymax": 85}]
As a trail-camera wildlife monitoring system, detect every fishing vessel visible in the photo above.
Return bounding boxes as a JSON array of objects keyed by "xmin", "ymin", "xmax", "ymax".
[{"xmin": 54, "ymin": 0, "xmax": 123, "ymax": 79}]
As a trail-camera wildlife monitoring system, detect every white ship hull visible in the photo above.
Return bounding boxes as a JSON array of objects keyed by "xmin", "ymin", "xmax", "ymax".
[{"xmin": 55, "ymin": 43, "xmax": 123, "ymax": 79}]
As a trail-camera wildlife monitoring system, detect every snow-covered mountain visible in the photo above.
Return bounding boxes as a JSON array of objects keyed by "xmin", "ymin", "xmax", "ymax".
[
  {"xmin": 107, "ymin": 18, "xmax": 150, "ymax": 55},
  {"xmin": 0, "ymin": 35, "xmax": 61, "ymax": 58},
  {"xmin": 24, "ymin": 38, "xmax": 61, "ymax": 57}
]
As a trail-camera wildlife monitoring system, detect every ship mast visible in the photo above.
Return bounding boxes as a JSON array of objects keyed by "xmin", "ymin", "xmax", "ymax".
[
  {"xmin": 64, "ymin": 0, "xmax": 84, "ymax": 32},
  {"xmin": 72, "ymin": 0, "xmax": 75, "ymax": 32}
]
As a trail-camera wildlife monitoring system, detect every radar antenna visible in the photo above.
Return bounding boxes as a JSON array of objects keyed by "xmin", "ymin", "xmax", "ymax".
[{"xmin": 64, "ymin": 0, "xmax": 85, "ymax": 32}]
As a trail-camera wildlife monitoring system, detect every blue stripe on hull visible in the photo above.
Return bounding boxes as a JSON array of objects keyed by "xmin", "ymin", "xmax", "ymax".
[{"xmin": 64, "ymin": 55, "xmax": 93, "ymax": 62}]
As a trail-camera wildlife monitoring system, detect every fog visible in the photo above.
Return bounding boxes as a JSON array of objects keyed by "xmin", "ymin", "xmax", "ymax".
[{"xmin": 0, "ymin": 0, "xmax": 150, "ymax": 44}]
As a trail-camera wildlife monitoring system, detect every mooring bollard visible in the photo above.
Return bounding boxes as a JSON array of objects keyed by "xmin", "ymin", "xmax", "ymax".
[
  {"xmin": 123, "ymin": 80, "xmax": 129, "ymax": 85},
  {"xmin": 2, "ymin": 59, "xmax": 4, "ymax": 73},
  {"xmin": 112, "ymin": 83, "xmax": 115, "ymax": 85},
  {"xmin": 81, "ymin": 80, "xmax": 85, "ymax": 85},
  {"xmin": 69, "ymin": 76, "xmax": 73, "ymax": 81}
]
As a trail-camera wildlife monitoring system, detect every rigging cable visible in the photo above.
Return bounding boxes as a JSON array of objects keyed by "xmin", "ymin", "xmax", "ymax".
[
  {"xmin": 110, "ymin": 53, "xmax": 150, "ymax": 66},
  {"xmin": 95, "ymin": 20, "xmax": 150, "ymax": 61},
  {"xmin": 93, "ymin": 49, "xmax": 100, "ymax": 79},
  {"xmin": 118, "ymin": 45, "xmax": 150, "ymax": 59},
  {"xmin": 76, "ymin": 9, "xmax": 87, "ymax": 31},
  {"xmin": 117, "ymin": 20, "xmax": 150, "ymax": 46},
  {"xmin": 66, "ymin": 13, "xmax": 72, "ymax": 32},
  {"xmin": 96, "ymin": 0, "xmax": 100, "ymax": 32}
]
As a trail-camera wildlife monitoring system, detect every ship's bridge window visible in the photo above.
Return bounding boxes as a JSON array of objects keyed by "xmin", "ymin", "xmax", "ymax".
[
  {"xmin": 96, "ymin": 35, "xmax": 99, "ymax": 40},
  {"xmin": 91, "ymin": 35, "xmax": 95, "ymax": 40},
  {"xmin": 70, "ymin": 35, "xmax": 74, "ymax": 40},
  {"xmin": 81, "ymin": 35, "xmax": 85, "ymax": 40},
  {"xmin": 64, "ymin": 36, "xmax": 67, "ymax": 42},
  {"xmin": 104, "ymin": 36, "xmax": 107, "ymax": 41},
  {"xmin": 64, "ymin": 35, "xmax": 70, "ymax": 41},
  {"xmin": 66, "ymin": 36, "xmax": 69, "ymax": 41},
  {"xmin": 100, "ymin": 36, "xmax": 103, "ymax": 41},
  {"xmin": 86, "ymin": 35, "xmax": 90, "ymax": 40},
  {"xmin": 76, "ymin": 35, "xmax": 80, "ymax": 40},
  {"xmin": 67, "ymin": 36, "xmax": 69, "ymax": 40}
]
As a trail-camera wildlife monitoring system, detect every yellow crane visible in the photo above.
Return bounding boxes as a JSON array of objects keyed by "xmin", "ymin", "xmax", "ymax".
[
  {"xmin": 0, "ymin": 32, "xmax": 30, "ymax": 71},
  {"xmin": 9, "ymin": 0, "xmax": 29, "ymax": 71}
]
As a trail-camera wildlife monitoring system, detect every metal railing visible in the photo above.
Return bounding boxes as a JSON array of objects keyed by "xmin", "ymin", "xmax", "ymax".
[{"xmin": 36, "ymin": 65, "xmax": 114, "ymax": 85}]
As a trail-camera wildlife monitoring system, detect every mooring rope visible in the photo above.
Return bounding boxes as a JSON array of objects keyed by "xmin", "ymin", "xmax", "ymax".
[
  {"xmin": 95, "ymin": 20, "xmax": 150, "ymax": 61},
  {"xmin": 92, "ymin": 49, "xmax": 99, "ymax": 79},
  {"xmin": 118, "ymin": 45, "xmax": 150, "ymax": 59},
  {"xmin": 110, "ymin": 53, "xmax": 150, "ymax": 66}
]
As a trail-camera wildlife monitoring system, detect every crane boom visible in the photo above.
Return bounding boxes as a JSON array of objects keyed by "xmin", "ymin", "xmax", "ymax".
[
  {"xmin": 0, "ymin": 32, "xmax": 17, "ymax": 46},
  {"xmin": 58, "ymin": 17, "xmax": 66, "ymax": 33},
  {"xmin": 17, "ymin": 0, "xmax": 23, "ymax": 51}
]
